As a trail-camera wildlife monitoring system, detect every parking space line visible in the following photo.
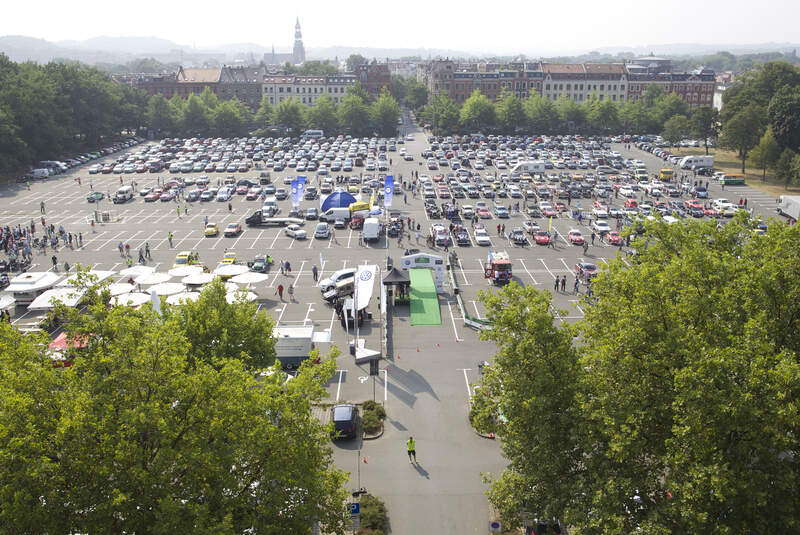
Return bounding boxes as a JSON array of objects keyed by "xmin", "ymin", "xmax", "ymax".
[
  {"xmin": 560, "ymin": 258, "xmax": 573, "ymax": 272},
  {"xmin": 471, "ymin": 301, "xmax": 483, "ymax": 319},
  {"xmin": 457, "ymin": 259, "xmax": 471, "ymax": 286},
  {"xmin": 568, "ymin": 299, "xmax": 585, "ymax": 316},
  {"xmin": 275, "ymin": 303, "xmax": 287, "ymax": 323},
  {"xmin": 336, "ymin": 370, "xmax": 345, "ymax": 401},
  {"xmin": 459, "ymin": 368, "xmax": 472, "ymax": 400},
  {"xmin": 346, "ymin": 229, "xmax": 353, "ymax": 248},
  {"xmin": 231, "ymin": 232, "xmax": 246, "ymax": 249},
  {"xmin": 303, "ymin": 303, "xmax": 314, "ymax": 324},
  {"xmin": 539, "ymin": 258, "xmax": 557, "ymax": 279},
  {"xmin": 518, "ymin": 259, "xmax": 539, "ymax": 285},
  {"xmin": 269, "ymin": 230, "xmax": 281, "ymax": 249},
  {"xmin": 447, "ymin": 302, "xmax": 462, "ymax": 342},
  {"xmin": 292, "ymin": 260, "xmax": 306, "ymax": 287},
  {"xmin": 250, "ymin": 230, "xmax": 264, "ymax": 249}
]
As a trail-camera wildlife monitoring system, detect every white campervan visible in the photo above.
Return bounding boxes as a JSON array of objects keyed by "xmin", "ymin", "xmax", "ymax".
[{"xmin": 113, "ymin": 186, "xmax": 134, "ymax": 204}]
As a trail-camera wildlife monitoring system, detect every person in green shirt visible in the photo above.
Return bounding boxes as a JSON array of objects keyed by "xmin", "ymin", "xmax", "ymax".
[{"xmin": 406, "ymin": 437, "xmax": 417, "ymax": 464}]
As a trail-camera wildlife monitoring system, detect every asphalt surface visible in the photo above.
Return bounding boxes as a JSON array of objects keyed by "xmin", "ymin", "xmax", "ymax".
[{"xmin": 0, "ymin": 118, "xmax": 786, "ymax": 534}]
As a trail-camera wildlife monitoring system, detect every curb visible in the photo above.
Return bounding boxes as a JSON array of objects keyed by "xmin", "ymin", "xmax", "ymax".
[{"xmin": 362, "ymin": 421, "xmax": 384, "ymax": 440}]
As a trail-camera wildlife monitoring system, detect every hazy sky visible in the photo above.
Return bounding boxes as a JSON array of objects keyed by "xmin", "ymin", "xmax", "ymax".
[{"xmin": 3, "ymin": 0, "xmax": 797, "ymax": 55}]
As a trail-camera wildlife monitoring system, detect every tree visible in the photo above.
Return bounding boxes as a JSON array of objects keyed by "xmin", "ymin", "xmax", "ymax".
[
  {"xmin": 689, "ymin": 106, "xmax": 720, "ymax": 154},
  {"xmin": 370, "ymin": 87, "xmax": 401, "ymax": 137},
  {"xmin": 619, "ymin": 100, "xmax": 654, "ymax": 133},
  {"xmin": 768, "ymin": 85, "xmax": 800, "ymax": 150},
  {"xmin": 653, "ymin": 92, "xmax": 690, "ymax": 130},
  {"xmin": 199, "ymin": 86, "xmax": 220, "ymax": 112},
  {"xmin": 253, "ymin": 94, "xmax": 273, "ymax": 128},
  {"xmin": 523, "ymin": 94, "xmax": 559, "ymax": 132},
  {"xmin": 775, "ymin": 148, "xmax": 798, "ymax": 187},
  {"xmin": 661, "ymin": 114, "xmax": 691, "ymax": 146},
  {"xmin": 476, "ymin": 216, "xmax": 800, "ymax": 533},
  {"xmin": 346, "ymin": 81, "xmax": 371, "ymax": 103},
  {"xmin": 495, "ymin": 91, "xmax": 526, "ymax": 132},
  {"xmin": 180, "ymin": 94, "xmax": 210, "ymax": 133},
  {"xmin": 554, "ymin": 95, "xmax": 586, "ymax": 131},
  {"xmin": 0, "ymin": 279, "xmax": 350, "ymax": 534},
  {"xmin": 296, "ymin": 61, "xmax": 339, "ymax": 76},
  {"xmin": 305, "ymin": 94, "xmax": 339, "ymax": 135},
  {"xmin": 345, "ymin": 54, "xmax": 368, "ymax": 73},
  {"xmin": 641, "ymin": 84, "xmax": 665, "ymax": 107},
  {"xmin": 273, "ymin": 97, "xmax": 305, "ymax": 135},
  {"xmin": 421, "ymin": 93, "xmax": 460, "ymax": 135},
  {"xmin": 404, "ymin": 80, "xmax": 429, "ymax": 112},
  {"xmin": 459, "ymin": 90, "xmax": 495, "ymax": 131},
  {"xmin": 748, "ymin": 127, "xmax": 782, "ymax": 181},
  {"xmin": 337, "ymin": 93, "xmax": 371, "ymax": 136},
  {"xmin": 146, "ymin": 93, "xmax": 177, "ymax": 132},
  {"xmin": 211, "ymin": 99, "xmax": 246, "ymax": 136},
  {"xmin": 586, "ymin": 97, "xmax": 620, "ymax": 132},
  {"xmin": 719, "ymin": 103, "xmax": 765, "ymax": 173}
]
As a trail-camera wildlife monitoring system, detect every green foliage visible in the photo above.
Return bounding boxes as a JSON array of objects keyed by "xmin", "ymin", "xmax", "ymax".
[
  {"xmin": 554, "ymin": 95, "xmax": 586, "ymax": 130},
  {"xmin": 405, "ymin": 80, "xmax": 429, "ymax": 111},
  {"xmin": 0, "ymin": 278, "xmax": 350, "ymax": 534},
  {"xmin": 346, "ymin": 54, "xmax": 368, "ymax": 73},
  {"xmin": 338, "ymin": 94, "xmax": 371, "ymax": 136},
  {"xmin": 476, "ymin": 216, "xmax": 800, "ymax": 533},
  {"xmin": 720, "ymin": 103, "xmax": 766, "ymax": 172},
  {"xmin": 361, "ymin": 400, "xmax": 386, "ymax": 434},
  {"xmin": 370, "ymin": 87, "xmax": 401, "ymax": 137},
  {"xmin": 494, "ymin": 91, "xmax": 526, "ymax": 132},
  {"xmin": 421, "ymin": 93, "xmax": 459, "ymax": 135},
  {"xmin": 273, "ymin": 97, "xmax": 305, "ymax": 135},
  {"xmin": 459, "ymin": 90, "xmax": 495, "ymax": 131},
  {"xmin": 346, "ymin": 81, "xmax": 371, "ymax": 103},
  {"xmin": 748, "ymin": 127, "xmax": 782, "ymax": 181},
  {"xmin": 523, "ymin": 94, "xmax": 559, "ymax": 132},
  {"xmin": 775, "ymin": 148, "xmax": 799, "ymax": 186},
  {"xmin": 305, "ymin": 94, "xmax": 339, "ymax": 134},
  {"xmin": 768, "ymin": 85, "xmax": 800, "ymax": 150},
  {"xmin": 361, "ymin": 400, "xmax": 386, "ymax": 420},
  {"xmin": 661, "ymin": 114, "xmax": 691, "ymax": 145},
  {"xmin": 689, "ymin": 106, "xmax": 720, "ymax": 155},
  {"xmin": 586, "ymin": 97, "xmax": 620, "ymax": 132},
  {"xmin": 357, "ymin": 494, "xmax": 387, "ymax": 533}
]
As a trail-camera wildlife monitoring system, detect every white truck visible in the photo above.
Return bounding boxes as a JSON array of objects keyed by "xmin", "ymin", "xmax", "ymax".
[
  {"xmin": 362, "ymin": 217, "xmax": 382, "ymax": 243},
  {"xmin": 777, "ymin": 195, "xmax": 800, "ymax": 221},
  {"xmin": 273, "ymin": 326, "xmax": 314, "ymax": 370},
  {"xmin": 679, "ymin": 155, "xmax": 714, "ymax": 170}
]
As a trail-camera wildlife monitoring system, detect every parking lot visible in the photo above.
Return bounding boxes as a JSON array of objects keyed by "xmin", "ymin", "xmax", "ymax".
[{"xmin": 1, "ymin": 123, "xmax": 788, "ymax": 533}]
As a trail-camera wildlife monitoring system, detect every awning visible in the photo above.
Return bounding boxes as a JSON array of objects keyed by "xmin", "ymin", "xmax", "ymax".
[
  {"xmin": 382, "ymin": 267, "xmax": 410, "ymax": 285},
  {"xmin": 28, "ymin": 287, "xmax": 85, "ymax": 310}
]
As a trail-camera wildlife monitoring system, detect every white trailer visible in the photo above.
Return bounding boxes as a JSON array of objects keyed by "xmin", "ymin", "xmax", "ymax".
[
  {"xmin": 510, "ymin": 160, "xmax": 546, "ymax": 175},
  {"xmin": 273, "ymin": 326, "xmax": 314, "ymax": 369},
  {"xmin": 777, "ymin": 195, "xmax": 800, "ymax": 221},
  {"xmin": 679, "ymin": 155, "xmax": 714, "ymax": 169}
]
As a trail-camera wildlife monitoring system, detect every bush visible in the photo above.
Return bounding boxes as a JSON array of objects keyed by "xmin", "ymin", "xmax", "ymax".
[
  {"xmin": 357, "ymin": 494, "xmax": 387, "ymax": 533},
  {"xmin": 361, "ymin": 400, "xmax": 386, "ymax": 434},
  {"xmin": 362, "ymin": 400, "xmax": 386, "ymax": 420}
]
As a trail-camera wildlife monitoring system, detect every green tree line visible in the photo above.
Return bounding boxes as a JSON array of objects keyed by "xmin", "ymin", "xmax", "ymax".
[{"xmin": 471, "ymin": 214, "xmax": 800, "ymax": 534}]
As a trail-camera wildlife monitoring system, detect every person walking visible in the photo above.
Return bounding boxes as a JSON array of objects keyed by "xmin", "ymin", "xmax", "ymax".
[
  {"xmin": 177, "ymin": 206, "xmax": 181, "ymax": 218},
  {"xmin": 573, "ymin": 277, "xmax": 580, "ymax": 294},
  {"xmin": 204, "ymin": 215, "xmax": 209, "ymax": 227},
  {"xmin": 228, "ymin": 202, "xmax": 232, "ymax": 212},
  {"xmin": 591, "ymin": 232, "xmax": 596, "ymax": 245},
  {"xmin": 51, "ymin": 255, "xmax": 58, "ymax": 271},
  {"xmin": 167, "ymin": 232, "xmax": 173, "ymax": 248},
  {"xmin": 126, "ymin": 256, "xmax": 133, "ymax": 268},
  {"xmin": 78, "ymin": 232, "xmax": 83, "ymax": 247},
  {"xmin": 285, "ymin": 261, "xmax": 291, "ymax": 274},
  {"xmin": 40, "ymin": 201, "xmax": 45, "ymax": 214},
  {"xmin": 138, "ymin": 248, "xmax": 145, "ymax": 263},
  {"xmin": 145, "ymin": 242, "xmax": 151, "ymax": 259},
  {"xmin": 118, "ymin": 241, "xmax": 124, "ymax": 256},
  {"xmin": 288, "ymin": 284, "xmax": 295, "ymax": 302},
  {"xmin": 560, "ymin": 275, "xmax": 566, "ymax": 293},
  {"xmin": 276, "ymin": 283, "xmax": 284, "ymax": 301},
  {"xmin": 554, "ymin": 275, "xmax": 560, "ymax": 292},
  {"xmin": 184, "ymin": 203, "xmax": 188, "ymax": 215},
  {"xmin": 406, "ymin": 436, "xmax": 417, "ymax": 464},
  {"xmin": 583, "ymin": 242, "xmax": 589, "ymax": 255},
  {"xmin": 312, "ymin": 265, "xmax": 318, "ymax": 282},
  {"xmin": 280, "ymin": 260, "xmax": 285, "ymax": 275}
]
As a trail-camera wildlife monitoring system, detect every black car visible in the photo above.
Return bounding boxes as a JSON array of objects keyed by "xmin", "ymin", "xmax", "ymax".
[
  {"xmin": 454, "ymin": 229, "xmax": 471, "ymax": 246},
  {"xmin": 331, "ymin": 404, "xmax": 359, "ymax": 440}
]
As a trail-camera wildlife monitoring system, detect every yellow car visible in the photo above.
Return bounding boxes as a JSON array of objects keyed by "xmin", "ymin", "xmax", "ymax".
[
  {"xmin": 221, "ymin": 252, "xmax": 237, "ymax": 265},
  {"xmin": 204, "ymin": 223, "xmax": 219, "ymax": 237},
  {"xmin": 173, "ymin": 250, "xmax": 200, "ymax": 268}
]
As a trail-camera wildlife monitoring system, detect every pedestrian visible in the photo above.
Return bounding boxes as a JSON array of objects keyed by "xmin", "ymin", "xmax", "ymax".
[
  {"xmin": 78, "ymin": 232, "xmax": 83, "ymax": 247},
  {"xmin": 280, "ymin": 260, "xmax": 285, "ymax": 275},
  {"xmin": 177, "ymin": 206, "xmax": 181, "ymax": 218},
  {"xmin": 228, "ymin": 202, "xmax": 232, "ymax": 212},
  {"xmin": 406, "ymin": 436, "xmax": 417, "ymax": 464},
  {"xmin": 312, "ymin": 265, "xmax": 318, "ymax": 282},
  {"xmin": 126, "ymin": 256, "xmax": 133, "ymax": 268},
  {"xmin": 331, "ymin": 228, "xmax": 337, "ymax": 244},
  {"xmin": 285, "ymin": 261, "xmax": 291, "ymax": 274},
  {"xmin": 276, "ymin": 284, "xmax": 284, "ymax": 300},
  {"xmin": 51, "ymin": 255, "xmax": 57, "ymax": 271},
  {"xmin": 560, "ymin": 276, "xmax": 566, "ymax": 292},
  {"xmin": 204, "ymin": 215, "xmax": 208, "ymax": 226},
  {"xmin": 744, "ymin": 198, "xmax": 748, "ymax": 207},
  {"xmin": 358, "ymin": 232, "xmax": 363, "ymax": 246},
  {"xmin": 574, "ymin": 277, "xmax": 580, "ymax": 294},
  {"xmin": 404, "ymin": 193, "xmax": 407, "ymax": 204},
  {"xmin": 591, "ymin": 232, "xmax": 596, "ymax": 245},
  {"xmin": 145, "ymin": 242, "xmax": 151, "ymax": 259},
  {"xmin": 64, "ymin": 261, "xmax": 70, "ymax": 273},
  {"xmin": 138, "ymin": 248, "xmax": 145, "ymax": 263},
  {"xmin": 167, "ymin": 232, "xmax": 173, "ymax": 248},
  {"xmin": 40, "ymin": 201, "xmax": 45, "ymax": 214},
  {"xmin": 288, "ymin": 284, "xmax": 295, "ymax": 302},
  {"xmin": 554, "ymin": 275, "xmax": 560, "ymax": 292},
  {"xmin": 125, "ymin": 243, "xmax": 130, "ymax": 257},
  {"xmin": 184, "ymin": 203, "xmax": 188, "ymax": 215},
  {"xmin": 415, "ymin": 231, "xmax": 420, "ymax": 243},
  {"xmin": 89, "ymin": 180, "xmax": 93, "ymax": 190},
  {"xmin": 118, "ymin": 241, "xmax": 124, "ymax": 256},
  {"xmin": 583, "ymin": 242, "xmax": 589, "ymax": 255},
  {"xmin": 497, "ymin": 223, "xmax": 501, "ymax": 235}
]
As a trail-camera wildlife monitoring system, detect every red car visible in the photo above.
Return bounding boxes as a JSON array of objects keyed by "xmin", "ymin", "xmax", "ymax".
[
  {"xmin": 575, "ymin": 261, "xmax": 598, "ymax": 279},
  {"xmin": 554, "ymin": 201, "xmax": 568, "ymax": 212},
  {"xmin": 144, "ymin": 191, "xmax": 161, "ymax": 202},
  {"xmin": 246, "ymin": 188, "xmax": 262, "ymax": 200},
  {"xmin": 350, "ymin": 215, "xmax": 364, "ymax": 230},
  {"xmin": 236, "ymin": 185, "xmax": 249, "ymax": 195},
  {"xmin": 533, "ymin": 230, "xmax": 551, "ymax": 245},
  {"xmin": 624, "ymin": 199, "xmax": 639, "ymax": 208},
  {"xmin": 704, "ymin": 207, "xmax": 721, "ymax": 218},
  {"xmin": 606, "ymin": 231, "xmax": 622, "ymax": 245},
  {"xmin": 160, "ymin": 190, "xmax": 176, "ymax": 202},
  {"xmin": 224, "ymin": 223, "xmax": 243, "ymax": 237},
  {"xmin": 541, "ymin": 206, "xmax": 557, "ymax": 218},
  {"xmin": 477, "ymin": 208, "xmax": 491, "ymax": 219},
  {"xmin": 684, "ymin": 199, "xmax": 703, "ymax": 210},
  {"xmin": 567, "ymin": 229, "xmax": 584, "ymax": 245}
]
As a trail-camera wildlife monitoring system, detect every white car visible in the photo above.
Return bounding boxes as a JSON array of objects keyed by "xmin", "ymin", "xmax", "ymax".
[
  {"xmin": 592, "ymin": 205, "xmax": 608, "ymax": 218},
  {"xmin": 284, "ymin": 224, "xmax": 307, "ymax": 240},
  {"xmin": 314, "ymin": 222, "xmax": 330, "ymax": 239},
  {"xmin": 318, "ymin": 268, "xmax": 357, "ymax": 292},
  {"xmin": 474, "ymin": 228, "xmax": 492, "ymax": 246},
  {"xmin": 619, "ymin": 186, "xmax": 635, "ymax": 198},
  {"xmin": 592, "ymin": 220, "xmax": 611, "ymax": 234}
]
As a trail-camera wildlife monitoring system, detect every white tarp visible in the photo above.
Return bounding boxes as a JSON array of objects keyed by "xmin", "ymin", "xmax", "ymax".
[
  {"xmin": 355, "ymin": 264, "xmax": 377, "ymax": 311},
  {"xmin": 56, "ymin": 270, "xmax": 115, "ymax": 287},
  {"xmin": 28, "ymin": 287, "xmax": 85, "ymax": 310}
]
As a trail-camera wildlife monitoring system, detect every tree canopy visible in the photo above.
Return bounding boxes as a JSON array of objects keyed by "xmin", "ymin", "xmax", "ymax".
[
  {"xmin": 0, "ymin": 275, "xmax": 350, "ymax": 534},
  {"xmin": 474, "ymin": 215, "xmax": 800, "ymax": 534}
]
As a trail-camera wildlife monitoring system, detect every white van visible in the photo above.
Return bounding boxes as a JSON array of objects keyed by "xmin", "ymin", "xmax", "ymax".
[
  {"xmin": 262, "ymin": 196, "xmax": 278, "ymax": 215},
  {"xmin": 320, "ymin": 207, "xmax": 351, "ymax": 222},
  {"xmin": 113, "ymin": 185, "xmax": 134, "ymax": 204},
  {"xmin": 363, "ymin": 217, "xmax": 382, "ymax": 243},
  {"xmin": 30, "ymin": 168, "xmax": 51, "ymax": 179},
  {"xmin": 510, "ymin": 160, "xmax": 546, "ymax": 175}
]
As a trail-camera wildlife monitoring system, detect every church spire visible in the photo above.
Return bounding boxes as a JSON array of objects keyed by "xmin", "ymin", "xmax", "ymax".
[{"xmin": 293, "ymin": 17, "xmax": 305, "ymax": 64}]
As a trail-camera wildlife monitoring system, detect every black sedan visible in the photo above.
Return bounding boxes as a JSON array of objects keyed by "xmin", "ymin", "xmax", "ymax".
[{"xmin": 454, "ymin": 229, "xmax": 471, "ymax": 246}]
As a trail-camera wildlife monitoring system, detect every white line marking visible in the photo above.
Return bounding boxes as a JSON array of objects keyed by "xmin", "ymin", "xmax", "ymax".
[
  {"xmin": 447, "ymin": 302, "xmax": 462, "ymax": 342},
  {"xmin": 459, "ymin": 368, "xmax": 473, "ymax": 400},
  {"xmin": 336, "ymin": 370, "xmax": 345, "ymax": 401}
]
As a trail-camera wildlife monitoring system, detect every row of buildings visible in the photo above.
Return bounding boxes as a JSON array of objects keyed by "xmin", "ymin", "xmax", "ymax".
[
  {"xmin": 125, "ymin": 63, "xmax": 392, "ymax": 113},
  {"xmin": 417, "ymin": 57, "xmax": 716, "ymax": 109}
]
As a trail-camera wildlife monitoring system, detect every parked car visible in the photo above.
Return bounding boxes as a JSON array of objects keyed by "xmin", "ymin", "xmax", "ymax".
[{"xmin": 330, "ymin": 403, "xmax": 359, "ymax": 440}]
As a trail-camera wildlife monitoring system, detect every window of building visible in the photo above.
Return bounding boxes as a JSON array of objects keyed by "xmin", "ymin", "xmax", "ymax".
[
  {"xmin": 566, "ymin": 84, "xmax": 571, "ymax": 90},
  {"xmin": 600, "ymin": 84, "xmax": 604, "ymax": 91},
  {"xmin": 612, "ymin": 94, "xmax": 616, "ymax": 101},
  {"xmin": 545, "ymin": 84, "xmax": 550, "ymax": 90}
]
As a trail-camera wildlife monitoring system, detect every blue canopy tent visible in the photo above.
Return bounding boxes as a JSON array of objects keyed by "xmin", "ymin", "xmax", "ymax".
[{"xmin": 320, "ymin": 190, "xmax": 357, "ymax": 211}]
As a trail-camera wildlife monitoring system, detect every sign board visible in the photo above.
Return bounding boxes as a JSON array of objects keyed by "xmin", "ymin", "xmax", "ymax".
[
  {"xmin": 349, "ymin": 503, "xmax": 360, "ymax": 516},
  {"xmin": 489, "ymin": 520, "xmax": 502, "ymax": 532},
  {"xmin": 369, "ymin": 359, "xmax": 379, "ymax": 376}
]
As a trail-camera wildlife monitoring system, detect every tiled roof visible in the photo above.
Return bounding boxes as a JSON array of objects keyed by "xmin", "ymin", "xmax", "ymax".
[{"xmin": 178, "ymin": 68, "xmax": 221, "ymax": 83}]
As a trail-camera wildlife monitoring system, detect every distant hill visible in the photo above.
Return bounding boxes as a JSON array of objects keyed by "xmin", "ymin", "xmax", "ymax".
[
  {"xmin": 307, "ymin": 46, "xmax": 473, "ymax": 61},
  {"xmin": 57, "ymin": 36, "xmax": 185, "ymax": 55}
]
